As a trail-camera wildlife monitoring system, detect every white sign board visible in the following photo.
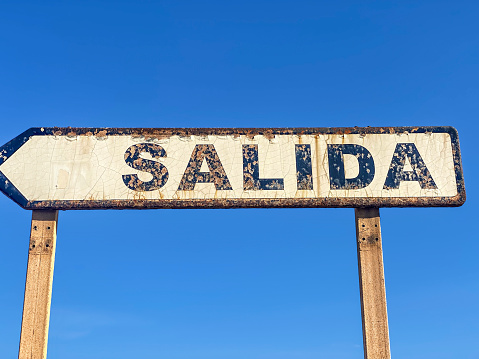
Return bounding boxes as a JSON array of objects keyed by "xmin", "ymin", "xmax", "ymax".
[{"xmin": 0, "ymin": 127, "xmax": 465, "ymax": 209}]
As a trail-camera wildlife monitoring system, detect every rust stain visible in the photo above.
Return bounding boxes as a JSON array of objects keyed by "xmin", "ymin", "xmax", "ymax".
[
  {"xmin": 95, "ymin": 130, "xmax": 107, "ymax": 138},
  {"xmin": 37, "ymin": 125, "xmax": 457, "ymax": 139},
  {"xmin": 26, "ymin": 193, "xmax": 465, "ymax": 210}
]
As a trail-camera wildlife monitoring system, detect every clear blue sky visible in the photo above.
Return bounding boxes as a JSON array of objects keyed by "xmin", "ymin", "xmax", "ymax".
[{"xmin": 0, "ymin": 1, "xmax": 478, "ymax": 358}]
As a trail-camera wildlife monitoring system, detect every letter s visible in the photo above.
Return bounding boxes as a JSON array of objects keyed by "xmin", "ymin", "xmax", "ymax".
[{"xmin": 122, "ymin": 143, "xmax": 169, "ymax": 191}]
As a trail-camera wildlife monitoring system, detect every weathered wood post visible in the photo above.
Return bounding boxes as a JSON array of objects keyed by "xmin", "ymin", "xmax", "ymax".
[
  {"xmin": 355, "ymin": 207, "xmax": 390, "ymax": 359},
  {"xmin": 18, "ymin": 210, "xmax": 58, "ymax": 359}
]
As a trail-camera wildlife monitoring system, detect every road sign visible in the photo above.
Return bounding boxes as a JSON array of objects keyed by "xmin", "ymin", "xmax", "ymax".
[
  {"xmin": 0, "ymin": 127, "xmax": 465, "ymax": 209},
  {"xmin": 3, "ymin": 126, "xmax": 465, "ymax": 359}
]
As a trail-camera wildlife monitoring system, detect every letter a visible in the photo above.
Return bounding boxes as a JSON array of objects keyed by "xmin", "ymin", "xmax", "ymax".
[{"xmin": 383, "ymin": 143, "xmax": 437, "ymax": 189}]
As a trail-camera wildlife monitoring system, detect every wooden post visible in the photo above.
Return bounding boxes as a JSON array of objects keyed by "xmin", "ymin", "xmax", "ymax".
[
  {"xmin": 355, "ymin": 208, "xmax": 390, "ymax": 359},
  {"xmin": 18, "ymin": 210, "xmax": 58, "ymax": 359}
]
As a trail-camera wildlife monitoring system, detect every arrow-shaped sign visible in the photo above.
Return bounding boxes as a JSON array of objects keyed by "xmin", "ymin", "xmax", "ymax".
[{"xmin": 0, "ymin": 127, "xmax": 465, "ymax": 209}]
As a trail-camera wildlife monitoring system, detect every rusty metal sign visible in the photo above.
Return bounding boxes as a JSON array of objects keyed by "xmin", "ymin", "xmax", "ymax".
[{"xmin": 0, "ymin": 126, "xmax": 465, "ymax": 209}]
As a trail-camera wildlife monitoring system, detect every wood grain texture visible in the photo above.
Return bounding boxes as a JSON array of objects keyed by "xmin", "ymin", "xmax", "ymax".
[
  {"xmin": 355, "ymin": 208, "xmax": 391, "ymax": 359},
  {"xmin": 18, "ymin": 210, "xmax": 58, "ymax": 359}
]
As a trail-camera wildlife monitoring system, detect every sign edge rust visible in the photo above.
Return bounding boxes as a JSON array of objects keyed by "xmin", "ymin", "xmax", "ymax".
[{"xmin": 0, "ymin": 126, "xmax": 466, "ymax": 210}]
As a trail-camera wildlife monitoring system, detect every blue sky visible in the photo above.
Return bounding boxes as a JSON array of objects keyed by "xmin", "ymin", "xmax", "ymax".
[{"xmin": 0, "ymin": 1, "xmax": 478, "ymax": 358}]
